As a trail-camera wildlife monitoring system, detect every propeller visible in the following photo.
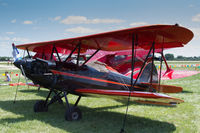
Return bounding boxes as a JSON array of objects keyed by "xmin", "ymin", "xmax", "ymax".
[
  {"xmin": 12, "ymin": 43, "xmax": 22, "ymax": 103},
  {"xmin": 12, "ymin": 43, "xmax": 22, "ymax": 62},
  {"xmin": 12, "ymin": 43, "xmax": 40, "ymax": 103},
  {"xmin": 12, "ymin": 43, "xmax": 28, "ymax": 103}
]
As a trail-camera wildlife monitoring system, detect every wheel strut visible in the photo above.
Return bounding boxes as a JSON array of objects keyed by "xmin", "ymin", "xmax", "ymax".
[
  {"xmin": 34, "ymin": 89, "xmax": 53, "ymax": 112},
  {"xmin": 64, "ymin": 92, "xmax": 82, "ymax": 121}
]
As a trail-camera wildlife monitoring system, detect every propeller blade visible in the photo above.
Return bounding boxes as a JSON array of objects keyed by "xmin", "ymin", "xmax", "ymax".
[
  {"xmin": 12, "ymin": 43, "xmax": 26, "ymax": 103},
  {"xmin": 12, "ymin": 43, "xmax": 22, "ymax": 62}
]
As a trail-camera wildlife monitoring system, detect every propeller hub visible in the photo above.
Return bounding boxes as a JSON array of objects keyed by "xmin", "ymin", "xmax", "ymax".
[{"xmin": 13, "ymin": 59, "xmax": 26, "ymax": 69}]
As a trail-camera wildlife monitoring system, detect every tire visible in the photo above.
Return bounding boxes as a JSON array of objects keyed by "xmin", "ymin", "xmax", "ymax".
[
  {"xmin": 65, "ymin": 106, "xmax": 82, "ymax": 121},
  {"xmin": 34, "ymin": 100, "xmax": 48, "ymax": 112}
]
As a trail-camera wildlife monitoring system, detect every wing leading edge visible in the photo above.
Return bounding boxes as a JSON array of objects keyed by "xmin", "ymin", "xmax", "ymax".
[{"xmin": 16, "ymin": 24, "xmax": 193, "ymax": 53}]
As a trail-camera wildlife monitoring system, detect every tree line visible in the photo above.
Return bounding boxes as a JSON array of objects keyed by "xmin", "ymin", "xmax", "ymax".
[
  {"xmin": 0, "ymin": 54, "xmax": 200, "ymax": 61},
  {"xmin": 164, "ymin": 54, "xmax": 200, "ymax": 61},
  {"xmin": 0, "ymin": 56, "xmax": 12, "ymax": 61}
]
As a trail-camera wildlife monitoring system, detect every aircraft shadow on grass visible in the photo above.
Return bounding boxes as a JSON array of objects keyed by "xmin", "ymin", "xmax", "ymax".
[
  {"xmin": 181, "ymin": 90, "xmax": 193, "ymax": 94},
  {"xmin": 0, "ymin": 98, "xmax": 176, "ymax": 133}
]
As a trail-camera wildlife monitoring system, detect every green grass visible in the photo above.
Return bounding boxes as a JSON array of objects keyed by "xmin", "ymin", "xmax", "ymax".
[
  {"xmin": 0, "ymin": 64, "xmax": 200, "ymax": 133},
  {"xmin": 0, "ymin": 61, "xmax": 12, "ymax": 65}
]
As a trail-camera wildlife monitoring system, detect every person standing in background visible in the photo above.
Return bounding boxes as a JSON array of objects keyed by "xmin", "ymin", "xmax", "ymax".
[{"xmin": 5, "ymin": 71, "xmax": 11, "ymax": 82}]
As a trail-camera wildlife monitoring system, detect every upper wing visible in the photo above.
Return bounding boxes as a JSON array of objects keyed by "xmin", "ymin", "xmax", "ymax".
[{"xmin": 16, "ymin": 24, "xmax": 193, "ymax": 53}]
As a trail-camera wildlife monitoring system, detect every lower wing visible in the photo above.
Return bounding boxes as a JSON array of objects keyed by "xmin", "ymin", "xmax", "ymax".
[{"xmin": 75, "ymin": 88, "xmax": 183, "ymax": 106}]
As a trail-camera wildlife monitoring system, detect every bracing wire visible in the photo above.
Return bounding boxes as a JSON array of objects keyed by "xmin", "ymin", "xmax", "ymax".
[
  {"xmin": 158, "ymin": 40, "xmax": 164, "ymax": 92},
  {"xmin": 120, "ymin": 34, "xmax": 137, "ymax": 133},
  {"xmin": 120, "ymin": 39, "xmax": 155, "ymax": 133}
]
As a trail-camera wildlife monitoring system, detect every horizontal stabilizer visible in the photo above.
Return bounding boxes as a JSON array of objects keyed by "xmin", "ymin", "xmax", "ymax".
[{"xmin": 141, "ymin": 83, "xmax": 183, "ymax": 93}]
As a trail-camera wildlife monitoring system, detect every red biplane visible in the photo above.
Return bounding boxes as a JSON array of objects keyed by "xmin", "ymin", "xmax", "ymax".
[{"xmin": 12, "ymin": 24, "xmax": 193, "ymax": 121}]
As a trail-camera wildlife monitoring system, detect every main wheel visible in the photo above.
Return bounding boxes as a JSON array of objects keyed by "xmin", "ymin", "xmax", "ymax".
[
  {"xmin": 34, "ymin": 100, "xmax": 48, "ymax": 112},
  {"xmin": 65, "ymin": 106, "xmax": 82, "ymax": 121}
]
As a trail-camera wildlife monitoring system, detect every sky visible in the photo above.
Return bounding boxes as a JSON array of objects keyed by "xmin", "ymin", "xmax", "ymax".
[{"xmin": 0, "ymin": 0, "xmax": 200, "ymax": 57}]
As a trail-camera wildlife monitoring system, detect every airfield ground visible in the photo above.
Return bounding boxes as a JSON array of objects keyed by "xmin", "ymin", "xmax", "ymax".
[{"xmin": 0, "ymin": 61, "xmax": 200, "ymax": 133}]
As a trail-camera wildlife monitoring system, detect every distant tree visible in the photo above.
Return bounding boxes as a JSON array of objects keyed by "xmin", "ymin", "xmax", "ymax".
[
  {"xmin": 177, "ymin": 56, "xmax": 184, "ymax": 61},
  {"xmin": 0, "ymin": 56, "xmax": 12, "ymax": 61},
  {"xmin": 165, "ymin": 54, "xmax": 174, "ymax": 60}
]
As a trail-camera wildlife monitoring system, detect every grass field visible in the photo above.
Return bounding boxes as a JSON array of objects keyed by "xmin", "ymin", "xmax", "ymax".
[
  {"xmin": 155, "ymin": 61, "xmax": 200, "ymax": 71},
  {"xmin": 0, "ymin": 63, "xmax": 200, "ymax": 133}
]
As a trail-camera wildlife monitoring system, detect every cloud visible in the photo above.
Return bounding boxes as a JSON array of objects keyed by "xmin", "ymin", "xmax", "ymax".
[
  {"xmin": 49, "ymin": 16, "xmax": 62, "ymax": 21},
  {"xmin": 61, "ymin": 16, "xmax": 87, "ymax": 24},
  {"xmin": 165, "ymin": 44, "xmax": 199, "ymax": 57},
  {"xmin": 0, "ymin": 42, "xmax": 9, "ymax": 46},
  {"xmin": 65, "ymin": 26, "xmax": 102, "ymax": 34},
  {"xmin": 6, "ymin": 32, "xmax": 15, "ymax": 35},
  {"xmin": 11, "ymin": 19, "xmax": 16, "ymax": 23},
  {"xmin": 0, "ymin": 36, "xmax": 29, "ymax": 43},
  {"xmin": 0, "ymin": 36, "xmax": 10, "ymax": 41},
  {"xmin": 12, "ymin": 37, "xmax": 30, "ymax": 42},
  {"xmin": 23, "ymin": 20, "xmax": 33, "ymax": 24},
  {"xmin": 0, "ymin": 35, "xmax": 30, "ymax": 56},
  {"xmin": 54, "ymin": 16, "xmax": 61, "ymax": 21},
  {"xmin": 192, "ymin": 14, "xmax": 200, "ymax": 22},
  {"xmin": 190, "ymin": 28, "xmax": 200, "ymax": 40},
  {"xmin": 61, "ymin": 16, "xmax": 125, "ymax": 24},
  {"xmin": 129, "ymin": 22, "xmax": 148, "ymax": 27}
]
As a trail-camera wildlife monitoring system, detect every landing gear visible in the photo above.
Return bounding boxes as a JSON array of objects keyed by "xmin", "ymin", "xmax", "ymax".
[
  {"xmin": 33, "ymin": 89, "xmax": 52, "ymax": 112},
  {"xmin": 64, "ymin": 92, "xmax": 82, "ymax": 121},
  {"xmin": 65, "ymin": 106, "xmax": 82, "ymax": 121},
  {"xmin": 52, "ymin": 91, "xmax": 64, "ymax": 105},
  {"xmin": 34, "ymin": 100, "xmax": 48, "ymax": 112},
  {"xmin": 33, "ymin": 89, "xmax": 82, "ymax": 121}
]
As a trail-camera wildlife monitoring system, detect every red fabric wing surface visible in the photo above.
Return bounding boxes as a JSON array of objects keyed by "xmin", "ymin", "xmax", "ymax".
[{"xmin": 16, "ymin": 25, "xmax": 193, "ymax": 54}]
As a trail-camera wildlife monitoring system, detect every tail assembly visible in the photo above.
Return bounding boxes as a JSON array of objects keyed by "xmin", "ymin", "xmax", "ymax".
[
  {"xmin": 141, "ymin": 82, "xmax": 183, "ymax": 93},
  {"xmin": 136, "ymin": 62, "xmax": 182, "ymax": 93},
  {"xmin": 162, "ymin": 53, "xmax": 174, "ymax": 79},
  {"xmin": 163, "ymin": 67, "xmax": 174, "ymax": 79}
]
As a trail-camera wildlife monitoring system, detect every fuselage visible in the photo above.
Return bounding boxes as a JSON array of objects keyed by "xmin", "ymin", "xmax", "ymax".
[{"xmin": 14, "ymin": 58, "xmax": 158, "ymax": 96}]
